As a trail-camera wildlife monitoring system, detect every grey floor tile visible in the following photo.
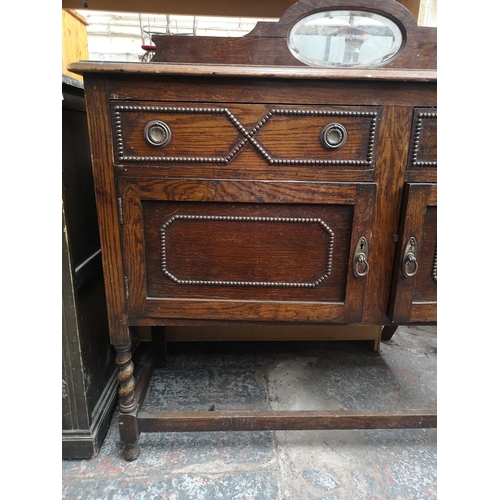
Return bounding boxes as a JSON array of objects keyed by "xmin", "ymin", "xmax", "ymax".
[
  {"xmin": 62, "ymin": 327, "xmax": 437, "ymax": 500},
  {"xmin": 63, "ymin": 471, "xmax": 280, "ymax": 500}
]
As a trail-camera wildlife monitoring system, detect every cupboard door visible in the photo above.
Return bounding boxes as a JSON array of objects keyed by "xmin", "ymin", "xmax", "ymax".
[
  {"xmin": 118, "ymin": 179, "xmax": 376, "ymax": 324},
  {"xmin": 389, "ymin": 183, "xmax": 437, "ymax": 323}
]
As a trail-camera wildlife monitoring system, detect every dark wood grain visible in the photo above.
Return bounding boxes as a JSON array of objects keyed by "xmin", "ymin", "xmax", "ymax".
[
  {"xmin": 118, "ymin": 179, "xmax": 375, "ymax": 323},
  {"xmin": 74, "ymin": 0, "xmax": 437, "ymax": 461},
  {"xmin": 103, "ymin": 75, "xmax": 436, "ymax": 107},
  {"xmin": 112, "ymin": 102, "xmax": 380, "ymax": 170},
  {"xmin": 62, "ymin": 79, "xmax": 118, "ymax": 459},
  {"xmin": 407, "ymin": 107, "xmax": 437, "ymax": 172},
  {"xmin": 83, "ymin": 78, "xmax": 131, "ymax": 345},
  {"xmin": 389, "ymin": 183, "xmax": 437, "ymax": 322},
  {"xmin": 68, "ymin": 62, "xmax": 436, "ymax": 83},
  {"xmin": 138, "ymin": 409, "xmax": 437, "ymax": 432},
  {"xmin": 361, "ymin": 106, "xmax": 413, "ymax": 323},
  {"xmin": 405, "ymin": 171, "xmax": 437, "ymax": 183},
  {"xmin": 381, "ymin": 325, "xmax": 399, "ymax": 341},
  {"xmin": 130, "ymin": 178, "xmax": 359, "ymax": 204},
  {"xmin": 117, "ymin": 412, "xmax": 140, "ymax": 461}
]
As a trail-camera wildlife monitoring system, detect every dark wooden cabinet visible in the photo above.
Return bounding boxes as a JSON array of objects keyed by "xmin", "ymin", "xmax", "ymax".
[
  {"xmin": 62, "ymin": 76, "xmax": 118, "ymax": 459},
  {"xmin": 69, "ymin": 0, "xmax": 437, "ymax": 461}
]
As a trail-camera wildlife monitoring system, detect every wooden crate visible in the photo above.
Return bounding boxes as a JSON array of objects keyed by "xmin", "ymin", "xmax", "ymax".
[{"xmin": 62, "ymin": 9, "xmax": 89, "ymax": 83}]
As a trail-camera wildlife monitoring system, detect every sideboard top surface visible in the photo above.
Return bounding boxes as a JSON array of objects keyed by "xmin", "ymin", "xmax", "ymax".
[{"xmin": 67, "ymin": 62, "xmax": 436, "ymax": 82}]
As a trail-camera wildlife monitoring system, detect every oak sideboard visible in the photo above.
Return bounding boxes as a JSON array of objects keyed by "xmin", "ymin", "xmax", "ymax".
[{"xmin": 69, "ymin": 0, "xmax": 437, "ymax": 460}]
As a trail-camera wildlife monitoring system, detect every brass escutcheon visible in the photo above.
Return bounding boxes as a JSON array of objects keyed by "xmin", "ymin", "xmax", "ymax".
[
  {"xmin": 353, "ymin": 236, "xmax": 370, "ymax": 277},
  {"xmin": 402, "ymin": 237, "xmax": 418, "ymax": 278}
]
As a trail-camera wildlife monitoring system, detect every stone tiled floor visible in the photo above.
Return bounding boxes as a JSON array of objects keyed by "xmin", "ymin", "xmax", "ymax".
[{"xmin": 62, "ymin": 326, "xmax": 437, "ymax": 499}]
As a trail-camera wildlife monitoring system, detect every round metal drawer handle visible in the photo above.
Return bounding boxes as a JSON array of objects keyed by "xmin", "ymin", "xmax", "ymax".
[
  {"xmin": 144, "ymin": 120, "xmax": 172, "ymax": 148},
  {"xmin": 320, "ymin": 123, "xmax": 347, "ymax": 150}
]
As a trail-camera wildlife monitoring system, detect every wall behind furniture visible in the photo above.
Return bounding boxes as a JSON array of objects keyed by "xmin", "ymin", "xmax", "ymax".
[{"xmin": 71, "ymin": 0, "xmax": 436, "ymax": 64}]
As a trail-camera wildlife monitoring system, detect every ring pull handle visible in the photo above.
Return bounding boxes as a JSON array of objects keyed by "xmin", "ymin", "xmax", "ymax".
[
  {"xmin": 144, "ymin": 120, "xmax": 172, "ymax": 148},
  {"xmin": 353, "ymin": 237, "xmax": 370, "ymax": 278},
  {"xmin": 402, "ymin": 236, "xmax": 419, "ymax": 278},
  {"xmin": 320, "ymin": 123, "xmax": 347, "ymax": 150}
]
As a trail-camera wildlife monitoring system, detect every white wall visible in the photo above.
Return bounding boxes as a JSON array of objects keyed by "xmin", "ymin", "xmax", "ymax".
[{"xmin": 77, "ymin": 11, "xmax": 278, "ymax": 62}]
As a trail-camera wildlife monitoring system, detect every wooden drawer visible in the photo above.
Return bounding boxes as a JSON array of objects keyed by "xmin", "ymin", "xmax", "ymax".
[
  {"xmin": 111, "ymin": 102, "xmax": 380, "ymax": 170},
  {"xmin": 407, "ymin": 108, "xmax": 437, "ymax": 172},
  {"xmin": 118, "ymin": 179, "xmax": 376, "ymax": 324}
]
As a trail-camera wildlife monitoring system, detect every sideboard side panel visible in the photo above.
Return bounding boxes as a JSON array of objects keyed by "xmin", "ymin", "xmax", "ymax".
[{"xmin": 84, "ymin": 77, "xmax": 131, "ymax": 345}]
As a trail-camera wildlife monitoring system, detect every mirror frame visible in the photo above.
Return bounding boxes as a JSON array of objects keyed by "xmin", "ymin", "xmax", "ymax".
[{"xmin": 287, "ymin": 8, "xmax": 406, "ymax": 68}]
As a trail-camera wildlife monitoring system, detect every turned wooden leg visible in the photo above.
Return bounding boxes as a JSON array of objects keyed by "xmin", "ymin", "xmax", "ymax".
[
  {"xmin": 381, "ymin": 325, "xmax": 398, "ymax": 341},
  {"xmin": 115, "ymin": 343, "xmax": 140, "ymax": 461}
]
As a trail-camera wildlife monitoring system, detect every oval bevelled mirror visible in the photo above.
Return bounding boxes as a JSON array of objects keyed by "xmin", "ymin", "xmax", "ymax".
[{"xmin": 288, "ymin": 10, "xmax": 404, "ymax": 68}]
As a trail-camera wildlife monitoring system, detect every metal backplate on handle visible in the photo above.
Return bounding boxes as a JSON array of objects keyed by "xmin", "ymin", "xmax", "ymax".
[
  {"xmin": 353, "ymin": 236, "xmax": 370, "ymax": 278},
  {"xmin": 402, "ymin": 236, "xmax": 418, "ymax": 278}
]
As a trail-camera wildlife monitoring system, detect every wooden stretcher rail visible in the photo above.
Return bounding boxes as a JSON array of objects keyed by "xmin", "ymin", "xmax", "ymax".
[
  {"xmin": 138, "ymin": 409, "xmax": 437, "ymax": 432},
  {"xmin": 134, "ymin": 336, "xmax": 436, "ymax": 435}
]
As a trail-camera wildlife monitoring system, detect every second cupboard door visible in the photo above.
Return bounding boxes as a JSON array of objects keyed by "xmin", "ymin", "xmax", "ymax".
[
  {"xmin": 389, "ymin": 183, "xmax": 437, "ymax": 323},
  {"xmin": 118, "ymin": 179, "xmax": 377, "ymax": 324}
]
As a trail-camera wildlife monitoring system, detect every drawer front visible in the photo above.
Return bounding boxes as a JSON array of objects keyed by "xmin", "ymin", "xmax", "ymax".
[
  {"xmin": 118, "ymin": 179, "xmax": 376, "ymax": 323},
  {"xmin": 111, "ymin": 102, "xmax": 380, "ymax": 169},
  {"xmin": 407, "ymin": 108, "xmax": 437, "ymax": 171}
]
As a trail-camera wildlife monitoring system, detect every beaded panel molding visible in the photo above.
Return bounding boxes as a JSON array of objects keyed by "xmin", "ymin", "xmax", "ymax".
[
  {"xmin": 112, "ymin": 104, "xmax": 379, "ymax": 167},
  {"xmin": 160, "ymin": 215, "xmax": 334, "ymax": 287},
  {"xmin": 410, "ymin": 111, "xmax": 437, "ymax": 168},
  {"xmin": 432, "ymin": 246, "xmax": 437, "ymax": 283}
]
